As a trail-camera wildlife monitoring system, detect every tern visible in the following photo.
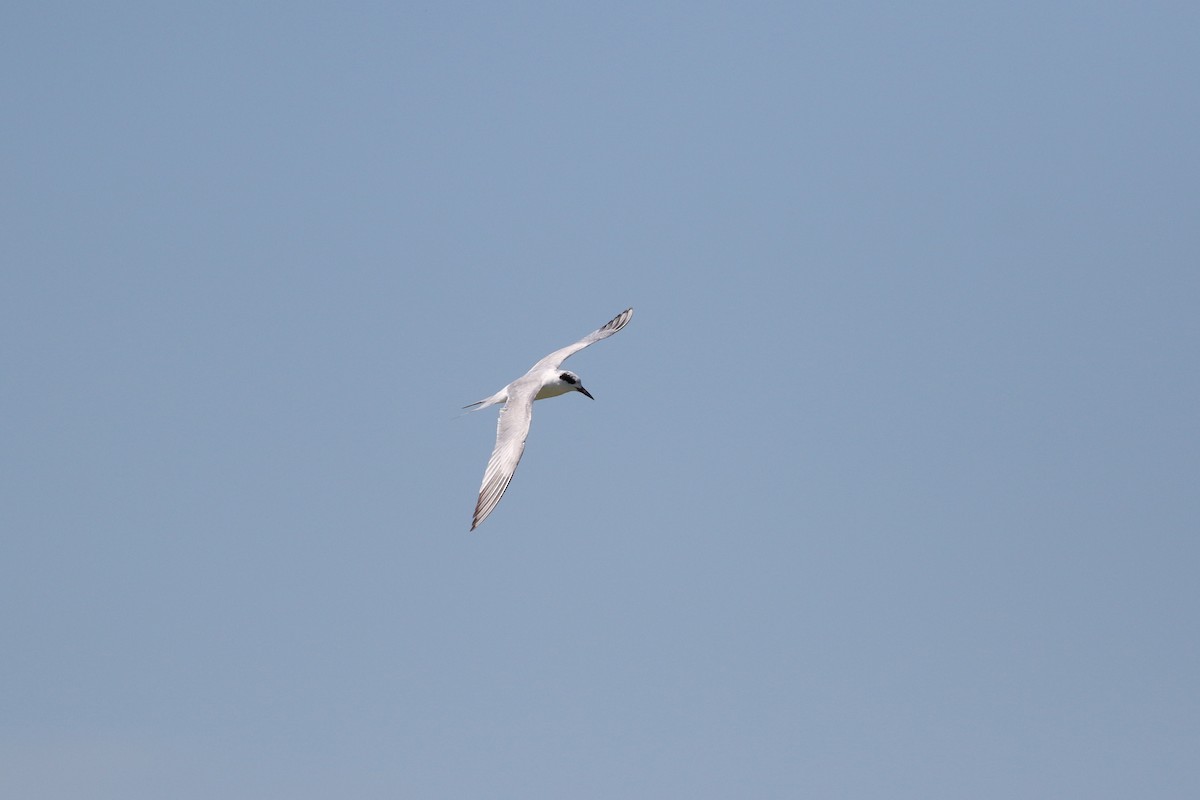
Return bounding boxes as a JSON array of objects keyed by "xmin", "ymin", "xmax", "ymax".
[{"xmin": 464, "ymin": 307, "xmax": 634, "ymax": 530}]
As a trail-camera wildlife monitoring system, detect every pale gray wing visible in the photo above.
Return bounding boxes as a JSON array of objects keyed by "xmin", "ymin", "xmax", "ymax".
[
  {"xmin": 471, "ymin": 387, "xmax": 535, "ymax": 530},
  {"xmin": 531, "ymin": 307, "xmax": 634, "ymax": 371}
]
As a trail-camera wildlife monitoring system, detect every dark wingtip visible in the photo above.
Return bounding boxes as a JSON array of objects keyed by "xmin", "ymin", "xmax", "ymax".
[{"xmin": 602, "ymin": 307, "xmax": 633, "ymax": 334}]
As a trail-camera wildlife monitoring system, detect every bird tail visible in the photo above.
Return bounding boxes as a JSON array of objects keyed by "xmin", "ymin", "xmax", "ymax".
[{"xmin": 461, "ymin": 389, "xmax": 507, "ymax": 412}]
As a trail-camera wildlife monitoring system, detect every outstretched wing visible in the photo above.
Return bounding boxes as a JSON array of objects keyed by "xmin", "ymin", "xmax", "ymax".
[
  {"xmin": 531, "ymin": 307, "xmax": 634, "ymax": 371},
  {"xmin": 471, "ymin": 388, "xmax": 535, "ymax": 530}
]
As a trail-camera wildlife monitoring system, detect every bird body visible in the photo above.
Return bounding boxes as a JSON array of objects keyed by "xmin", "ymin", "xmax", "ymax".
[{"xmin": 465, "ymin": 308, "xmax": 633, "ymax": 530}]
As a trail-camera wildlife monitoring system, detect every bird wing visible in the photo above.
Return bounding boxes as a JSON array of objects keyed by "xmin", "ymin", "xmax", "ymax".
[
  {"xmin": 471, "ymin": 384, "xmax": 535, "ymax": 530},
  {"xmin": 530, "ymin": 307, "xmax": 634, "ymax": 371}
]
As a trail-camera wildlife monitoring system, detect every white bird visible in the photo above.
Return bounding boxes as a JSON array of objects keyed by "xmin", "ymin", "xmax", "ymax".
[{"xmin": 464, "ymin": 307, "xmax": 634, "ymax": 530}]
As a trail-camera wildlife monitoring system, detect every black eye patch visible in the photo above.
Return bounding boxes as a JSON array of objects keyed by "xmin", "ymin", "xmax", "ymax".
[{"xmin": 560, "ymin": 373, "xmax": 577, "ymax": 384}]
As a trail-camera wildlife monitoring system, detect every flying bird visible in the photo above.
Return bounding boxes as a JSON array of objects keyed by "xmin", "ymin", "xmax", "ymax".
[{"xmin": 464, "ymin": 307, "xmax": 634, "ymax": 530}]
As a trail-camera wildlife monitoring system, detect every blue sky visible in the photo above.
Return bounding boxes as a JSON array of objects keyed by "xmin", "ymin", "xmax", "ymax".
[{"xmin": 2, "ymin": 2, "xmax": 1198, "ymax": 797}]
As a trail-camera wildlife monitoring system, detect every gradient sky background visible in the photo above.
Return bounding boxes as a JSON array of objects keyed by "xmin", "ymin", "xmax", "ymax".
[{"xmin": 3, "ymin": 2, "xmax": 1198, "ymax": 798}]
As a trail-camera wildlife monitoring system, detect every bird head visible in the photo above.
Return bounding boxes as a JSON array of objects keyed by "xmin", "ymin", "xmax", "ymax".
[{"xmin": 558, "ymin": 371, "xmax": 594, "ymax": 399}]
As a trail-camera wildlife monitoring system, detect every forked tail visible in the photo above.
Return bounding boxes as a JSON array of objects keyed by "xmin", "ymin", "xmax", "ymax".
[{"xmin": 461, "ymin": 389, "xmax": 507, "ymax": 413}]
